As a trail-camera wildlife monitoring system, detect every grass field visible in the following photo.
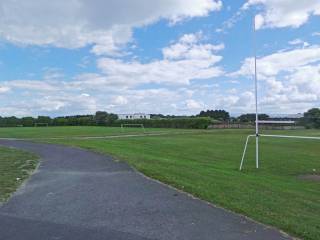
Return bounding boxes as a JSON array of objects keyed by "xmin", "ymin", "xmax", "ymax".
[
  {"xmin": 0, "ymin": 126, "xmax": 319, "ymax": 239},
  {"xmin": 0, "ymin": 146, "xmax": 39, "ymax": 202},
  {"xmin": 0, "ymin": 126, "xmax": 175, "ymax": 139}
]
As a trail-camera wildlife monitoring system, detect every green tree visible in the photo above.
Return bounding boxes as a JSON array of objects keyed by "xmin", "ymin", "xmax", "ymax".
[
  {"xmin": 21, "ymin": 117, "xmax": 35, "ymax": 127},
  {"xmin": 197, "ymin": 110, "xmax": 230, "ymax": 121},
  {"xmin": 105, "ymin": 113, "xmax": 118, "ymax": 125},
  {"xmin": 95, "ymin": 111, "xmax": 108, "ymax": 126},
  {"xmin": 36, "ymin": 116, "xmax": 52, "ymax": 125},
  {"xmin": 238, "ymin": 113, "xmax": 269, "ymax": 123},
  {"xmin": 303, "ymin": 108, "xmax": 320, "ymax": 129}
]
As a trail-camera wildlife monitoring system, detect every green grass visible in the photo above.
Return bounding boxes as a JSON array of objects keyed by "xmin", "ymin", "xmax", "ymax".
[
  {"xmin": 0, "ymin": 146, "xmax": 39, "ymax": 202},
  {"xmin": 0, "ymin": 126, "xmax": 178, "ymax": 139},
  {"xmin": 0, "ymin": 126, "xmax": 180, "ymax": 138},
  {"xmin": 0, "ymin": 127, "xmax": 319, "ymax": 239}
]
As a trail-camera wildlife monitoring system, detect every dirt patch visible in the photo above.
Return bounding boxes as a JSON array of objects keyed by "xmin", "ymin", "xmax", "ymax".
[{"xmin": 298, "ymin": 174, "xmax": 320, "ymax": 182}]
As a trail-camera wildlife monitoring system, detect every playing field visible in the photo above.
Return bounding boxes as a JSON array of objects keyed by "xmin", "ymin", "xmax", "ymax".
[
  {"xmin": 0, "ymin": 126, "xmax": 319, "ymax": 239},
  {"xmin": 0, "ymin": 126, "xmax": 176, "ymax": 139}
]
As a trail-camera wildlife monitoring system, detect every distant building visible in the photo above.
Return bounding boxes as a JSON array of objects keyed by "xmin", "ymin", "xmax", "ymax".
[
  {"xmin": 269, "ymin": 113, "xmax": 304, "ymax": 121},
  {"xmin": 117, "ymin": 113, "xmax": 151, "ymax": 120}
]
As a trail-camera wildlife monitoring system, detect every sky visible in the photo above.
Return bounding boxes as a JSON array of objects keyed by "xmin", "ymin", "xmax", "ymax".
[{"xmin": 0, "ymin": 0, "xmax": 319, "ymax": 117}]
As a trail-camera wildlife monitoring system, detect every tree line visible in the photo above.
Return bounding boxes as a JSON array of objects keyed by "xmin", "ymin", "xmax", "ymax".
[
  {"xmin": 0, "ymin": 108, "xmax": 319, "ymax": 128},
  {"xmin": 0, "ymin": 111, "xmax": 118, "ymax": 127}
]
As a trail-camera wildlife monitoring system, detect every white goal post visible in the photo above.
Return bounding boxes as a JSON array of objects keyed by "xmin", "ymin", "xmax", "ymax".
[
  {"xmin": 239, "ymin": 17, "xmax": 320, "ymax": 171},
  {"xmin": 121, "ymin": 124, "xmax": 145, "ymax": 132},
  {"xmin": 239, "ymin": 134, "xmax": 320, "ymax": 170}
]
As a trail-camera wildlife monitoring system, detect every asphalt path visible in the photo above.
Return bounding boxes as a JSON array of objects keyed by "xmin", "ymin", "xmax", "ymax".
[{"xmin": 0, "ymin": 140, "xmax": 292, "ymax": 240}]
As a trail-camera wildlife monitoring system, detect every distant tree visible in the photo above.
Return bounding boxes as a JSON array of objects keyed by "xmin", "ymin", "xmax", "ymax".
[
  {"xmin": 36, "ymin": 116, "xmax": 51, "ymax": 125},
  {"xmin": 197, "ymin": 110, "xmax": 230, "ymax": 121},
  {"xmin": 94, "ymin": 111, "xmax": 118, "ymax": 126},
  {"xmin": 105, "ymin": 113, "xmax": 118, "ymax": 125},
  {"xmin": 95, "ymin": 111, "xmax": 108, "ymax": 125},
  {"xmin": 77, "ymin": 116, "xmax": 94, "ymax": 126},
  {"xmin": 302, "ymin": 108, "xmax": 320, "ymax": 129},
  {"xmin": 238, "ymin": 113, "xmax": 269, "ymax": 123},
  {"xmin": 52, "ymin": 117, "xmax": 68, "ymax": 126},
  {"xmin": 150, "ymin": 114, "xmax": 166, "ymax": 119},
  {"xmin": 3, "ymin": 116, "xmax": 21, "ymax": 127},
  {"xmin": 21, "ymin": 117, "xmax": 35, "ymax": 127}
]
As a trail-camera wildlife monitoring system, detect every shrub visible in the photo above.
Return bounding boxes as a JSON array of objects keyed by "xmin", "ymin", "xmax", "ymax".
[{"xmin": 111, "ymin": 117, "xmax": 212, "ymax": 129}]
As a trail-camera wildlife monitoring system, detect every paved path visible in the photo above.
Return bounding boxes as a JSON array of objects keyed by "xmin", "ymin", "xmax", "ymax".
[{"xmin": 0, "ymin": 140, "xmax": 292, "ymax": 240}]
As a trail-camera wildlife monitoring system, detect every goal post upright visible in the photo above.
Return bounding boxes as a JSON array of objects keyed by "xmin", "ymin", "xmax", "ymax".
[
  {"xmin": 239, "ymin": 16, "xmax": 320, "ymax": 171},
  {"xmin": 253, "ymin": 16, "xmax": 259, "ymax": 169},
  {"xmin": 239, "ymin": 16, "xmax": 259, "ymax": 171}
]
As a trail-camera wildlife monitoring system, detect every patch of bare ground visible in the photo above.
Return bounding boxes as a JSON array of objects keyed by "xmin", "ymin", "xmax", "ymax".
[{"xmin": 298, "ymin": 174, "xmax": 320, "ymax": 182}]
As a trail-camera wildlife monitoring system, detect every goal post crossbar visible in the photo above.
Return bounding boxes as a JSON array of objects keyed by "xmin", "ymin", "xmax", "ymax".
[{"xmin": 240, "ymin": 134, "xmax": 320, "ymax": 170}]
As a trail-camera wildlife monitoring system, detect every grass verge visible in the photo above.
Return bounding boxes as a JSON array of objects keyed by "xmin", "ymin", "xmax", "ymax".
[{"xmin": 0, "ymin": 146, "xmax": 39, "ymax": 202}]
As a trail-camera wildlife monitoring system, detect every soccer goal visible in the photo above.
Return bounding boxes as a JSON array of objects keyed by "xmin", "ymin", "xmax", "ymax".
[
  {"xmin": 34, "ymin": 123, "xmax": 49, "ymax": 127},
  {"xmin": 121, "ymin": 124, "xmax": 145, "ymax": 133},
  {"xmin": 239, "ymin": 18, "xmax": 320, "ymax": 171}
]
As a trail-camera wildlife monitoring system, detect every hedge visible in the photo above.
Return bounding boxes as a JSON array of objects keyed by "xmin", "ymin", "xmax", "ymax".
[{"xmin": 111, "ymin": 117, "xmax": 212, "ymax": 129}]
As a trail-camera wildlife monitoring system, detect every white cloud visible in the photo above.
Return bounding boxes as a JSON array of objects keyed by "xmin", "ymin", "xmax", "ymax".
[
  {"xmin": 312, "ymin": 32, "xmax": 320, "ymax": 36},
  {"xmin": 4, "ymin": 80, "xmax": 59, "ymax": 92},
  {"xmin": 233, "ymin": 45, "xmax": 320, "ymax": 77},
  {"xmin": 0, "ymin": 32, "xmax": 227, "ymax": 116},
  {"xmin": 0, "ymin": 86, "xmax": 10, "ymax": 93},
  {"xmin": 232, "ymin": 45, "xmax": 320, "ymax": 113},
  {"xmin": 113, "ymin": 96, "xmax": 128, "ymax": 105},
  {"xmin": 0, "ymin": 0, "xmax": 222, "ymax": 55},
  {"xmin": 97, "ymin": 33, "xmax": 224, "ymax": 86},
  {"xmin": 288, "ymin": 39, "xmax": 309, "ymax": 48},
  {"xmin": 254, "ymin": 14, "xmax": 265, "ymax": 29},
  {"xmin": 243, "ymin": 0, "xmax": 320, "ymax": 29},
  {"xmin": 185, "ymin": 99, "xmax": 204, "ymax": 110}
]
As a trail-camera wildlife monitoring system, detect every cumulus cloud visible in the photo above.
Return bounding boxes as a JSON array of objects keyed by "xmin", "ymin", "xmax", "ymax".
[
  {"xmin": 0, "ymin": 0, "xmax": 222, "ymax": 55},
  {"xmin": 243, "ymin": 0, "xmax": 320, "ymax": 29},
  {"xmin": 233, "ymin": 45, "xmax": 320, "ymax": 77},
  {"xmin": 97, "ymin": 33, "xmax": 224, "ymax": 86},
  {"xmin": 0, "ymin": 32, "xmax": 227, "ymax": 116},
  {"xmin": 232, "ymin": 45, "xmax": 320, "ymax": 112},
  {"xmin": 185, "ymin": 99, "xmax": 205, "ymax": 110}
]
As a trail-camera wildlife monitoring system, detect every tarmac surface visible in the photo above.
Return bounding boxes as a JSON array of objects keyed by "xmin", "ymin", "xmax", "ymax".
[{"xmin": 0, "ymin": 140, "xmax": 292, "ymax": 240}]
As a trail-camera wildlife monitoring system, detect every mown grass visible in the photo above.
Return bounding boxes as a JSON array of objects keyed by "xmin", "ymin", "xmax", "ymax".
[
  {"xmin": 43, "ymin": 128, "xmax": 320, "ymax": 240},
  {"xmin": 0, "ymin": 127, "xmax": 319, "ymax": 239},
  {"xmin": 0, "ymin": 146, "xmax": 39, "ymax": 202},
  {"xmin": 0, "ymin": 126, "xmax": 178, "ymax": 139}
]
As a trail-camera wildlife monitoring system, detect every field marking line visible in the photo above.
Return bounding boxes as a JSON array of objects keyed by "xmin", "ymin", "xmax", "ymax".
[{"xmin": 260, "ymin": 134, "xmax": 320, "ymax": 140}]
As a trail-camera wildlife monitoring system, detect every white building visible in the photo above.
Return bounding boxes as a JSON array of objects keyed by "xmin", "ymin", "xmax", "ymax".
[{"xmin": 117, "ymin": 113, "xmax": 151, "ymax": 120}]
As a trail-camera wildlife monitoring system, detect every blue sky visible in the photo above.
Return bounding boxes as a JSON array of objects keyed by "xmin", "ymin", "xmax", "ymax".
[{"xmin": 0, "ymin": 0, "xmax": 319, "ymax": 117}]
